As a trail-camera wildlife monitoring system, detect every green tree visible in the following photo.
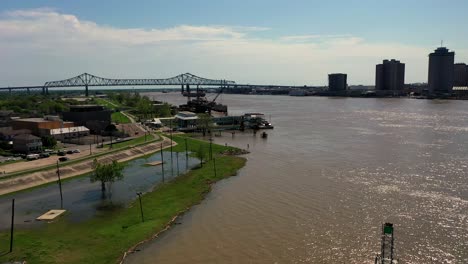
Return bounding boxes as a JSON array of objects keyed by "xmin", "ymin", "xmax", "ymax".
[
  {"xmin": 156, "ymin": 103, "xmax": 172, "ymax": 117},
  {"xmin": 41, "ymin": 136, "xmax": 57, "ymax": 148},
  {"xmin": 196, "ymin": 114, "xmax": 214, "ymax": 136},
  {"xmin": 136, "ymin": 96, "xmax": 152, "ymax": 119},
  {"xmin": 91, "ymin": 159, "xmax": 124, "ymax": 199},
  {"xmin": 195, "ymin": 145, "xmax": 207, "ymax": 168}
]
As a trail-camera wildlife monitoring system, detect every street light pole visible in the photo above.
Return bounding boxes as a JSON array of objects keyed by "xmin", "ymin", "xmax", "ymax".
[
  {"xmin": 213, "ymin": 158, "xmax": 217, "ymax": 178},
  {"xmin": 176, "ymin": 152, "xmax": 180, "ymax": 176},
  {"xmin": 209, "ymin": 138, "xmax": 213, "ymax": 160},
  {"xmin": 185, "ymin": 138, "xmax": 188, "ymax": 170},
  {"xmin": 56, "ymin": 161, "xmax": 63, "ymax": 209},
  {"xmin": 170, "ymin": 119, "xmax": 173, "ymax": 177},
  {"xmin": 9, "ymin": 198, "xmax": 15, "ymax": 253},
  {"xmin": 136, "ymin": 192, "xmax": 144, "ymax": 222},
  {"xmin": 160, "ymin": 142, "xmax": 165, "ymax": 183}
]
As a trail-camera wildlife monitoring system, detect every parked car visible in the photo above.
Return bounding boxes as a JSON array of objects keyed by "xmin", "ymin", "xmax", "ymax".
[
  {"xmin": 58, "ymin": 157, "xmax": 69, "ymax": 162},
  {"xmin": 72, "ymin": 149, "xmax": 80, "ymax": 153},
  {"xmin": 26, "ymin": 154, "xmax": 40, "ymax": 161},
  {"xmin": 39, "ymin": 153, "xmax": 50, "ymax": 158},
  {"xmin": 57, "ymin": 151, "xmax": 66, "ymax": 156},
  {"xmin": 66, "ymin": 150, "xmax": 74, "ymax": 155}
]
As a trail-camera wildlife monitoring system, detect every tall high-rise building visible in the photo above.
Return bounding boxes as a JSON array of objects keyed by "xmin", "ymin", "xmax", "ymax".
[
  {"xmin": 454, "ymin": 63, "xmax": 468, "ymax": 87},
  {"xmin": 375, "ymin": 59, "xmax": 405, "ymax": 90},
  {"xmin": 428, "ymin": 47, "xmax": 455, "ymax": 94},
  {"xmin": 328, "ymin": 73, "xmax": 347, "ymax": 91}
]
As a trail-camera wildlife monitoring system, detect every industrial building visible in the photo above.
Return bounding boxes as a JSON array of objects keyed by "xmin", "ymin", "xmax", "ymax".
[
  {"xmin": 49, "ymin": 126, "xmax": 90, "ymax": 140},
  {"xmin": 375, "ymin": 59, "xmax": 405, "ymax": 91},
  {"xmin": 454, "ymin": 63, "xmax": 468, "ymax": 87},
  {"xmin": 428, "ymin": 47, "xmax": 455, "ymax": 94},
  {"xmin": 328, "ymin": 73, "xmax": 347, "ymax": 91},
  {"xmin": 12, "ymin": 116, "xmax": 75, "ymax": 137},
  {"xmin": 62, "ymin": 105, "xmax": 111, "ymax": 134}
]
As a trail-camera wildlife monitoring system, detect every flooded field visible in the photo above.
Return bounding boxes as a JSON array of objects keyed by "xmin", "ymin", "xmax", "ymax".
[{"xmin": 0, "ymin": 151, "xmax": 199, "ymax": 229}]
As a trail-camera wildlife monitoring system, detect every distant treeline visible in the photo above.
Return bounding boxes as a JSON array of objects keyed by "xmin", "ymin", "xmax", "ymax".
[{"xmin": 0, "ymin": 95, "xmax": 84, "ymax": 116}]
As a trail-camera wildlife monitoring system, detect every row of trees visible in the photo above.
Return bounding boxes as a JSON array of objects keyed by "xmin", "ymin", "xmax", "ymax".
[
  {"xmin": 107, "ymin": 92, "xmax": 172, "ymax": 119},
  {"xmin": 0, "ymin": 95, "xmax": 82, "ymax": 116}
]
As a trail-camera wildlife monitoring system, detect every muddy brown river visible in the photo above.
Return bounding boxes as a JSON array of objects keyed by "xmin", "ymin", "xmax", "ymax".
[{"xmin": 126, "ymin": 93, "xmax": 467, "ymax": 263}]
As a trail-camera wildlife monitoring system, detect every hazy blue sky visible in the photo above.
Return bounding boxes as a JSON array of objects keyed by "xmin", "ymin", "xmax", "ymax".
[{"xmin": 1, "ymin": 0, "xmax": 467, "ymax": 86}]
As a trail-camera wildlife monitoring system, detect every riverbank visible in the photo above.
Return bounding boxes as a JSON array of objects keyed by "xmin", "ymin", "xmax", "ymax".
[{"xmin": 0, "ymin": 135, "xmax": 247, "ymax": 264}]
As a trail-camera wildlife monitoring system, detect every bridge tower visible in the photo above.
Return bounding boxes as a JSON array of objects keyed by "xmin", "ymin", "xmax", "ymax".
[
  {"xmin": 375, "ymin": 223, "xmax": 397, "ymax": 264},
  {"xmin": 85, "ymin": 84, "xmax": 89, "ymax": 97}
]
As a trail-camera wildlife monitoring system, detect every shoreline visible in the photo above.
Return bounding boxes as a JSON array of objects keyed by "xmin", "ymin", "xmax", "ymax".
[{"xmin": 118, "ymin": 136, "xmax": 248, "ymax": 264}]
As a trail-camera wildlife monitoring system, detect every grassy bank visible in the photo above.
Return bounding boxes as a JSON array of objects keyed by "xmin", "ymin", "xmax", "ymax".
[
  {"xmin": 0, "ymin": 135, "xmax": 246, "ymax": 264},
  {"xmin": 93, "ymin": 98, "xmax": 121, "ymax": 109},
  {"xmin": 112, "ymin": 112, "xmax": 131, "ymax": 124}
]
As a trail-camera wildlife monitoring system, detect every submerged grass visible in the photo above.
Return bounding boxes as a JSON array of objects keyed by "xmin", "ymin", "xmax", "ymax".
[{"xmin": 0, "ymin": 135, "xmax": 246, "ymax": 264}]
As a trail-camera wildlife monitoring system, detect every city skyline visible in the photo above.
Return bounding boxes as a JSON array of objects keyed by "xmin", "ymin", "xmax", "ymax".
[{"xmin": 1, "ymin": 1, "xmax": 468, "ymax": 86}]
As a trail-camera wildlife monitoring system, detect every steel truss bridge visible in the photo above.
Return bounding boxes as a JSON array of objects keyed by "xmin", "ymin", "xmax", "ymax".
[{"xmin": 0, "ymin": 73, "xmax": 237, "ymax": 96}]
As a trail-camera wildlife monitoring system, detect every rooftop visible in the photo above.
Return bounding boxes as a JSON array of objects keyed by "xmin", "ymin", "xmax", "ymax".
[
  {"xmin": 13, "ymin": 133, "xmax": 40, "ymax": 140},
  {"xmin": 49, "ymin": 126, "xmax": 90, "ymax": 135},
  {"xmin": 175, "ymin": 111, "xmax": 198, "ymax": 120},
  {"xmin": 14, "ymin": 118, "xmax": 51, "ymax": 123},
  {"xmin": 431, "ymin": 47, "xmax": 455, "ymax": 55}
]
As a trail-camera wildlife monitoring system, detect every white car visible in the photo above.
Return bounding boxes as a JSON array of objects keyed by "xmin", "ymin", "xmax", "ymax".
[{"xmin": 73, "ymin": 149, "xmax": 81, "ymax": 153}]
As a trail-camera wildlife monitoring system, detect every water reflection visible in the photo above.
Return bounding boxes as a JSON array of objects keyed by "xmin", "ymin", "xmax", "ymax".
[{"xmin": 0, "ymin": 151, "xmax": 199, "ymax": 228}]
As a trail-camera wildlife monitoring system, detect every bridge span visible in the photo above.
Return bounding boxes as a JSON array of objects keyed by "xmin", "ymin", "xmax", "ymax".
[
  {"xmin": 0, "ymin": 72, "xmax": 308, "ymax": 96},
  {"xmin": 0, "ymin": 73, "xmax": 236, "ymax": 96}
]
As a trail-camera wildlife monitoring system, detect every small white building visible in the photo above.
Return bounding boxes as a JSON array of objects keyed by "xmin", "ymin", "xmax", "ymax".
[
  {"xmin": 145, "ymin": 118, "xmax": 163, "ymax": 128},
  {"xmin": 174, "ymin": 111, "xmax": 198, "ymax": 131}
]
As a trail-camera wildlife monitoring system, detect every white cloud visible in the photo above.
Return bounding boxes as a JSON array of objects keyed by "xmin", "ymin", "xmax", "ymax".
[
  {"xmin": 280, "ymin": 34, "xmax": 353, "ymax": 42},
  {"xmin": 1, "ymin": 8, "xmax": 464, "ymax": 86}
]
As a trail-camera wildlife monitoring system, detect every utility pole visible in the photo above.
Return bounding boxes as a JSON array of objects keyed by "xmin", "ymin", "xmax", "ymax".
[
  {"xmin": 9, "ymin": 198, "xmax": 15, "ymax": 253},
  {"xmin": 89, "ymin": 143, "xmax": 92, "ymax": 155},
  {"xmin": 56, "ymin": 161, "xmax": 64, "ymax": 209}
]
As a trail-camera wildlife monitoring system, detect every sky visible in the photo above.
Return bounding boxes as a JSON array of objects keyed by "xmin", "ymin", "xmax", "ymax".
[{"xmin": 1, "ymin": 0, "xmax": 468, "ymax": 86}]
